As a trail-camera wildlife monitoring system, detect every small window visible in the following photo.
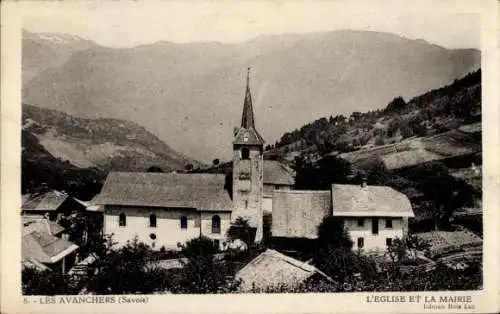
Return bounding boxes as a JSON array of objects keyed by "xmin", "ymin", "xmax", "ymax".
[
  {"xmin": 357, "ymin": 237, "xmax": 364, "ymax": 248},
  {"xmin": 212, "ymin": 215, "xmax": 221, "ymax": 234},
  {"xmin": 245, "ymin": 200, "xmax": 248, "ymax": 209},
  {"xmin": 180, "ymin": 216, "xmax": 188, "ymax": 230},
  {"xmin": 357, "ymin": 218, "xmax": 364, "ymax": 227},
  {"xmin": 386, "ymin": 238, "xmax": 393, "ymax": 247},
  {"xmin": 385, "ymin": 219, "xmax": 393, "ymax": 228},
  {"xmin": 149, "ymin": 214, "xmax": 157, "ymax": 228},
  {"xmin": 241, "ymin": 148, "xmax": 250, "ymax": 160},
  {"xmin": 119, "ymin": 213, "xmax": 126, "ymax": 227},
  {"xmin": 372, "ymin": 218, "xmax": 379, "ymax": 235},
  {"xmin": 275, "ymin": 185, "xmax": 280, "ymax": 190}
]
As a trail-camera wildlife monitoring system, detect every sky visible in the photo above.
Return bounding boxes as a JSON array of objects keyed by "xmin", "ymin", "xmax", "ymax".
[{"xmin": 20, "ymin": 0, "xmax": 482, "ymax": 49}]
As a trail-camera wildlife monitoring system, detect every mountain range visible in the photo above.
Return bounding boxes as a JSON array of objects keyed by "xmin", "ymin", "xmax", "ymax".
[{"xmin": 22, "ymin": 29, "xmax": 480, "ymax": 162}]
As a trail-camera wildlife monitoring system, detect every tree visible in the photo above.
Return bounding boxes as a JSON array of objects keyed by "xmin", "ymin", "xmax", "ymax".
[
  {"xmin": 316, "ymin": 216, "xmax": 353, "ymax": 250},
  {"xmin": 414, "ymin": 163, "xmax": 475, "ymax": 230},
  {"xmin": 312, "ymin": 217, "xmax": 380, "ymax": 283},
  {"xmin": 22, "ymin": 267, "xmax": 82, "ymax": 295},
  {"xmin": 180, "ymin": 236, "xmax": 219, "ymax": 257},
  {"xmin": 172, "ymin": 236, "xmax": 240, "ymax": 293},
  {"xmin": 387, "ymin": 234, "xmax": 431, "ymax": 262},
  {"xmin": 294, "ymin": 155, "xmax": 352, "ymax": 190},
  {"xmin": 87, "ymin": 236, "xmax": 168, "ymax": 294},
  {"xmin": 385, "ymin": 96, "xmax": 407, "ymax": 113}
]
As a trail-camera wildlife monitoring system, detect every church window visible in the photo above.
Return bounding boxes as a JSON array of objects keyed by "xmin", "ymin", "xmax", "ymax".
[
  {"xmin": 241, "ymin": 148, "xmax": 250, "ymax": 160},
  {"xmin": 119, "ymin": 213, "xmax": 126, "ymax": 227},
  {"xmin": 150, "ymin": 214, "xmax": 157, "ymax": 228},
  {"xmin": 212, "ymin": 215, "xmax": 221, "ymax": 234},
  {"xmin": 150, "ymin": 233, "xmax": 157, "ymax": 240},
  {"xmin": 180, "ymin": 216, "xmax": 188, "ymax": 229}
]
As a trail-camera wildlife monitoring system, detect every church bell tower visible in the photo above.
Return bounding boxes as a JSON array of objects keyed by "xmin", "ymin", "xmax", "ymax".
[{"xmin": 232, "ymin": 68, "xmax": 265, "ymax": 242}]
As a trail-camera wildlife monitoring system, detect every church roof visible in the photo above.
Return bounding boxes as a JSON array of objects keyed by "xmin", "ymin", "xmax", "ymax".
[
  {"xmin": 331, "ymin": 184, "xmax": 414, "ymax": 217},
  {"xmin": 241, "ymin": 68, "xmax": 255, "ymax": 129},
  {"xmin": 233, "ymin": 68, "xmax": 265, "ymax": 146},
  {"xmin": 93, "ymin": 172, "xmax": 233, "ymax": 212},
  {"xmin": 263, "ymin": 160, "xmax": 295, "ymax": 186},
  {"xmin": 233, "ymin": 128, "xmax": 265, "ymax": 146}
]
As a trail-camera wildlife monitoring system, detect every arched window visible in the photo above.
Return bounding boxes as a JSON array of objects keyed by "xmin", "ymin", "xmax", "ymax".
[
  {"xmin": 150, "ymin": 214, "xmax": 157, "ymax": 228},
  {"xmin": 212, "ymin": 215, "xmax": 221, "ymax": 234},
  {"xmin": 241, "ymin": 148, "xmax": 250, "ymax": 160},
  {"xmin": 119, "ymin": 213, "xmax": 126, "ymax": 227},
  {"xmin": 180, "ymin": 216, "xmax": 188, "ymax": 230}
]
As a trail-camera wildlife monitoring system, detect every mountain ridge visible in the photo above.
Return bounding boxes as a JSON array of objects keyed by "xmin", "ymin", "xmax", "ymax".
[
  {"xmin": 22, "ymin": 103, "xmax": 202, "ymax": 173},
  {"xmin": 23, "ymin": 29, "xmax": 480, "ymax": 162}
]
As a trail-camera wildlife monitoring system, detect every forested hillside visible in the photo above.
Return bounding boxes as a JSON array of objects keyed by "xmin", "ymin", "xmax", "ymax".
[
  {"xmin": 22, "ymin": 104, "xmax": 202, "ymax": 199},
  {"xmin": 268, "ymin": 70, "xmax": 482, "ymax": 234},
  {"xmin": 268, "ymin": 70, "xmax": 481, "ymax": 163}
]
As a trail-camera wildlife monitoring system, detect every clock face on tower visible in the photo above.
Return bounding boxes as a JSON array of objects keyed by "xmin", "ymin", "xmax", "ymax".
[{"xmin": 243, "ymin": 136, "xmax": 248, "ymax": 142}]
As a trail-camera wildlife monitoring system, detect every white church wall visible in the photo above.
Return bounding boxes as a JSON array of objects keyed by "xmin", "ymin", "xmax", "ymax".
[{"xmin": 104, "ymin": 206, "xmax": 230, "ymax": 250}]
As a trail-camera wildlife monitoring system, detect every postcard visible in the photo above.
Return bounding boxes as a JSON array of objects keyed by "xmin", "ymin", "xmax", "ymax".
[{"xmin": 1, "ymin": 0, "xmax": 499, "ymax": 313}]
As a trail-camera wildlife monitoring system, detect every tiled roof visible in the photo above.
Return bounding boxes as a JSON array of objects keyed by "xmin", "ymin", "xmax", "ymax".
[
  {"xmin": 235, "ymin": 249, "xmax": 332, "ymax": 292},
  {"xmin": 22, "ymin": 190, "xmax": 69, "ymax": 212},
  {"xmin": 233, "ymin": 128, "xmax": 265, "ymax": 146},
  {"xmin": 93, "ymin": 172, "xmax": 233, "ymax": 212},
  {"xmin": 22, "ymin": 231, "xmax": 78, "ymax": 264},
  {"xmin": 331, "ymin": 184, "xmax": 414, "ymax": 217},
  {"xmin": 23, "ymin": 219, "xmax": 65, "ymax": 236},
  {"xmin": 263, "ymin": 160, "xmax": 295, "ymax": 186}
]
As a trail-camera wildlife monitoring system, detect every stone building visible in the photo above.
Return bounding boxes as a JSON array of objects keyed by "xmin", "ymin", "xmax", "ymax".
[{"xmin": 272, "ymin": 183, "xmax": 414, "ymax": 252}]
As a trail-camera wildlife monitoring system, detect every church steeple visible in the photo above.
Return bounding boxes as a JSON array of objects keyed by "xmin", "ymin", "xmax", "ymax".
[
  {"xmin": 232, "ymin": 67, "xmax": 265, "ymax": 243},
  {"xmin": 241, "ymin": 67, "xmax": 255, "ymax": 129},
  {"xmin": 233, "ymin": 67, "xmax": 265, "ymax": 146}
]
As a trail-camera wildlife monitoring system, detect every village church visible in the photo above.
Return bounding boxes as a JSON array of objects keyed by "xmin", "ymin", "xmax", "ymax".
[
  {"xmin": 94, "ymin": 69, "xmax": 413, "ymax": 252},
  {"xmin": 94, "ymin": 70, "xmax": 294, "ymax": 249}
]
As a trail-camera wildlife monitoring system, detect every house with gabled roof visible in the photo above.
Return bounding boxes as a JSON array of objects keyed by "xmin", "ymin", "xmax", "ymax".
[
  {"xmin": 22, "ymin": 220, "xmax": 79, "ymax": 274},
  {"xmin": 272, "ymin": 183, "xmax": 414, "ymax": 252},
  {"xmin": 235, "ymin": 249, "xmax": 333, "ymax": 292},
  {"xmin": 93, "ymin": 172, "xmax": 233, "ymax": 249},
  {"xmin": 22, "ymin": 189, "xmax": 88, "ymax": 221}
]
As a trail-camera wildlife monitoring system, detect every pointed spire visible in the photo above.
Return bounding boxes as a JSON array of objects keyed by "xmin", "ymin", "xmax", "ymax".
[{"xmin": 241, "ymin": 67, "xmax": 255, "ymax": 129}]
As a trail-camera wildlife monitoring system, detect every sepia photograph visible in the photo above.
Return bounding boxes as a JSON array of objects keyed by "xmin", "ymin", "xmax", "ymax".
[{"xmin": 2, "ymin": 0, "xmax": 499, "ymax": 313}]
